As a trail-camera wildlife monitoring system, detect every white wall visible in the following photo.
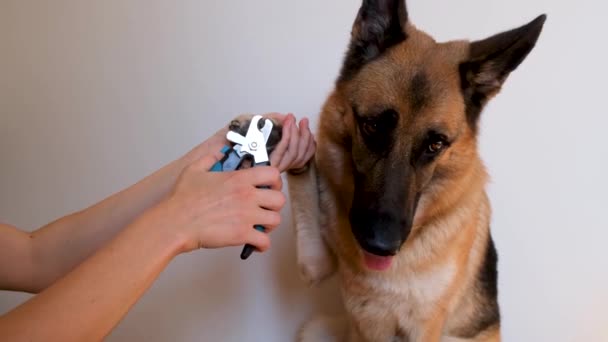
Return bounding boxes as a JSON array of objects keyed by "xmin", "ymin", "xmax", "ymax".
[{"xmin": 1, "ymin": 1, "xmax": 606, "ymax": 341}]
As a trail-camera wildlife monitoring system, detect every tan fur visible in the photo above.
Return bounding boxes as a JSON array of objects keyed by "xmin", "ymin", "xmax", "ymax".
[
  {"xmin": 280, "ymin": 3, "xmax": 548, "ymax": 340},
  {"xmin": 224, "ymin": 7, "xmax": 546, "ymax": 340},
  {"xmin": 286, "ymin": 23, "xmax": 500, "ymax": 342}
]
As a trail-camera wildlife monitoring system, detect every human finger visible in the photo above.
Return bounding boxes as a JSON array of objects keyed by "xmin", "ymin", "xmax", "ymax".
[
  {"xmin": 253, "ymin": 188, "xmax": 286, "ymax": 212},
  {"xmin": 238, "ymin": 166, "xmax": 282, "ymax": 190},
  {"xmin": 270, "ymin": 114, "xmax": 294, "ymax": 167},
  {"xmin": 293, "ymin": 118, "xmax": 312, "ymax": 167},
  {"xmin": 278, "ymin": 116, "xmax": 300, "ymax": 171}
]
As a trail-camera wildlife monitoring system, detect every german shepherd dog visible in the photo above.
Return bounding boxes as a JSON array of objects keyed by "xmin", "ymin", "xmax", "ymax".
[{"xmin": 230, "ymin": 1, "xmax": 546, "ymax": 341}]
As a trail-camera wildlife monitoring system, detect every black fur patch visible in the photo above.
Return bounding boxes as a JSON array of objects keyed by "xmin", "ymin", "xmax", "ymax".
[
  {"xmin": 456, "ymin": 234, "xmax": 501, "ymax": 338},
  {"xmin": 338, "ymin": 0, "xmax": 409, "ymax": 83},
  {"xmin": 353, "ymin": 106, "xmax": 399, "ymax": 155},
  {"xmin": 479, "ymin": 236, "xmax": 499, "ymax": 311},
  {"xmin": 408, "ymin": 71, "xmax": 430, "ymax": 112},
  {"xmin": 458, "ymin": 63, "xmax": 485, "ymax": 132}
]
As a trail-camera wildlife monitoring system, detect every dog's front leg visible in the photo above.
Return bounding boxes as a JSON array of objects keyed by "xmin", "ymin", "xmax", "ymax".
[{"xmin": 287, "ymin": 162, "xmax": 337, "ymax": 286}]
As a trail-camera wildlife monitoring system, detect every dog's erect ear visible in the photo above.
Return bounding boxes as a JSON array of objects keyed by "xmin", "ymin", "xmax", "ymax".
[
  {"xmin": 460, "ymin": 14, "xmax": 547, "ymax": 129},
  {"xmin": 339, "ymin": 0, "xmax": 408, "ymax": 82}
]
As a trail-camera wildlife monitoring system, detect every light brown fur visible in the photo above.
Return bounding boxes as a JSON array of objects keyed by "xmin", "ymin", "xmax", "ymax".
[
  {"xmin": 288, "ymin": 1, "xmax": 544, "ymax": 342},
  {"xmin": 287, "ymin": 22, "xmax": 501, "ymax": 341},
  {"xmin": 232, "ymin": 2, "xmax": 546, "ymax": 341}
]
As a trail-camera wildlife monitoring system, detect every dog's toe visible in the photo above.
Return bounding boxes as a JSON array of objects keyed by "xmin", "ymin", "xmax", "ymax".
[
  {"xmin": 298, "ymin": 253, "xmax": 336, "ymax": 287},
  {"xmin": 228, "ymin": 119, "xmax": 242, "ymax": 132},
  {"xmin": 227, "ymin": 114, "xmax": 283, "ymax": 153},
  {"xmin": 298, "ymin": 315, "xmax": 347, "ymax": 342}
]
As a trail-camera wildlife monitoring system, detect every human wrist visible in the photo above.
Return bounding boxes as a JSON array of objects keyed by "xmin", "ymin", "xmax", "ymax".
[{"xmin": 133, "ymin": 201, "xmax": 189, "ymax": 259}]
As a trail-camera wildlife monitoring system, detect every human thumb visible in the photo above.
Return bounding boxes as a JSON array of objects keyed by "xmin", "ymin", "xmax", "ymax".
[{"xmin": 193, "ymin": 150, "xmax": 224, "ymax": 171}]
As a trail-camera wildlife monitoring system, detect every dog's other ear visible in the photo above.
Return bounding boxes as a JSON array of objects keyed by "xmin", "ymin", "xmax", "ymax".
[
  {"xmin": 339, "ymin": 0, "xmax": 408, "ymax": 82},
  {"xmin": 460, "ymin": 14, "xmax": 547, "ymax": 129}
]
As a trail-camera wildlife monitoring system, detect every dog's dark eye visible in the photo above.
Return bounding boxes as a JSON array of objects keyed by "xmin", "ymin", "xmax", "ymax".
[
  {"xmin": 358, "ymin": 109, "xmax": 398, "ymax": 138},
  {"xmin": 419, "ymin": 132, "xmax": 450, "ymax": 163},
  {"xmin": 362, "ymin": 120, "xmax": 378, "ymax": 136},
  {"xmin": 427, "ymin": 140, "xmax": 445, "ymax": 154},
  {"xmin": 354, "ymin": 108, "xmax": 398, "ymax": 153}
]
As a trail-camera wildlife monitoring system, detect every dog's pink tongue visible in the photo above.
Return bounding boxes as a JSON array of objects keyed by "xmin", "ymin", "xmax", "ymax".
[{"xmin": 363, "ymin": 252, "xmax": 393, "ymax": 271}]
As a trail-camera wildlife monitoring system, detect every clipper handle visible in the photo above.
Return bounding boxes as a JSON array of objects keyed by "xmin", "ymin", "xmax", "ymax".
[
  {"xmin": 210, "ymin": 146, "xmax": 233, "ymax": 172},
  {"xmin": 240, "ymin": 161, "xmax": 271, "ymax": 260}
]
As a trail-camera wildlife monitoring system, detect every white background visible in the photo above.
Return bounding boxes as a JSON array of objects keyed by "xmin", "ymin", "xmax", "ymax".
[{"xmin": 1, "ymin": 0, "xmax": 606, "ymax": 341}]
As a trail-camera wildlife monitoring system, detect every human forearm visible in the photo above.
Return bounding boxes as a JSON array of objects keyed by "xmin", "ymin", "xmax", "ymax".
[
  {"xmin": 0, "ymin": 224, "xmax": 35, "ymax": 292},
  {"xmin": 0, "ymin": 113, "xmax": 315, "ymax": 340},
  {"xmin": 0, "ymin": 206, "xmax": 183, "ymax": 341},
  {"xmin": 18, "ymin": 113, "xmax": 314, "ymax": 292},
  {"xmin": 0, "ymin": 156, "xmax": 288, "ymax": 341},
  {"xmin": 28, "ymin": 156, "xmax": 189, "ymax": 291}
]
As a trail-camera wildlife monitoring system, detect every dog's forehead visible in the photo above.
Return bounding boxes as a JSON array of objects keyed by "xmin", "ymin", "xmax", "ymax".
[{"xmin": 347, "ymin": 38, "xmax": 468, "ymax": 129}]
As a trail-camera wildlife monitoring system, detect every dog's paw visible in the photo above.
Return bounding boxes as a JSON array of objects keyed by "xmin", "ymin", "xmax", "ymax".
[
  {"xmin": 298, "ymin": 315, "xmax": 347, "ymax": 342},
  {"xmin": 297, "ymin": 247, "xmax": 336, "ymax": 287},
  {"xmin": 228, "ymin": 114, "xmax": 283, "ymax": 153}
]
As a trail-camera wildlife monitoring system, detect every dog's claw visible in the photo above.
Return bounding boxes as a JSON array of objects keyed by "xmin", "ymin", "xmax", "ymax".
[
  {"xmin": 228, "ymin": 120, "xmax": 242, "ymax": 131},
  {"xmin": 227, "ymin": 114, "xmax": 282, "ymax": 153}
]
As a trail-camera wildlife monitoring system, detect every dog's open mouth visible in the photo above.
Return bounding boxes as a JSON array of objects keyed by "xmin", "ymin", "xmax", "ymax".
[{"xmin": 362, "ymin": 251, "xmax": 394, "ymax": 271}]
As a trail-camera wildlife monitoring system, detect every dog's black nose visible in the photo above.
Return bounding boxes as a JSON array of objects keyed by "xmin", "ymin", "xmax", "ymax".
[
  {"xmin": 358, "ymin": 236, "xmax": 401, "ymax": 257},
  {"xmin": 349, "ymin": 209, "xmax": 407, "ymax": 257}
]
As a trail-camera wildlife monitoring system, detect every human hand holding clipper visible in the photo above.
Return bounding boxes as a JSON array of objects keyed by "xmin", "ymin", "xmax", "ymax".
[
  {"xmin": 211, "ymin": 115, "xmax": 280, "ymax": 259},
  {"xmin": 0, "ymin": 109, "xmax": 314, "ymax": 340}
]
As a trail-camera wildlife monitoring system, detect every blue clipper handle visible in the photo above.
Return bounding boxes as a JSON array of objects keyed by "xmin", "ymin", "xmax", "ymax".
[
  {"xmin": 210, "ymin": 145, "xmax": 232, "ymax": 172},
  {"xmin": 210, "ymin": 145, "xmax": 269, "ymax": 260},
  {"xmin": 240, "ymin": 161, "xmax": 271, "ymax": 260}
]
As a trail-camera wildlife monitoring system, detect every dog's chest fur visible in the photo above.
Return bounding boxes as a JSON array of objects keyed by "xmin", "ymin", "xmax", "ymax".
[{"xmin": 340, "ymin": 261, "xmax": 457, "ymax": 340}]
